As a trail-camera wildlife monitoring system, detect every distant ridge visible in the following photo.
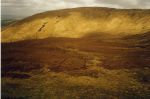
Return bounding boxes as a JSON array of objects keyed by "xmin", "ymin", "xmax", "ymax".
[{"xmin": 2, "ymin": 7, "xmax": 150, "ymax": 42}]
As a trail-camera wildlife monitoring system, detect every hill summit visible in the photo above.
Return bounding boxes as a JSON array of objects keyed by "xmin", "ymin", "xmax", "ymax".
[{"xmin": 2, "ymin": 7, "xmax": 150, "ymax": 42}]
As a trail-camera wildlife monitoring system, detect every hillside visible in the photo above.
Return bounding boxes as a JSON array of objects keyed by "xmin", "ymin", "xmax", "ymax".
[
  {"xmin": 2, "ymin": 7, "xmax": 150, "ymax": 42},
  {"xmin": 1, "ymin": 7, "xmax": 150, "ymax": 98},
  {"xmin": 2, "ymin": 37, "xmax": 150, "ymax": 98}
]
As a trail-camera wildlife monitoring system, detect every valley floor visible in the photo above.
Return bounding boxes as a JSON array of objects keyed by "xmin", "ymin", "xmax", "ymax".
[{"xmin": 1, "ymin": 37, "xmax": 150, "ymax": 99}]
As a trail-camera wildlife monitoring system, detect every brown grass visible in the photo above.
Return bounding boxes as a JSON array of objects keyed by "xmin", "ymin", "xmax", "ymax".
[{"xmin": 1, "ymin": 37, "xmax": 150, "ymax": 98}]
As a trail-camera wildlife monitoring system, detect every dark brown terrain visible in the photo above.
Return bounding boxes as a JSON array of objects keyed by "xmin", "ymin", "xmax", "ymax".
[{"xmin": 2, "ymin": 34, "xmax": 150, "ymax": 99}]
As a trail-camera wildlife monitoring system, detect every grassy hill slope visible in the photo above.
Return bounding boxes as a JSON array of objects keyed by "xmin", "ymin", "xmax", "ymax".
[
  {"xmin": 2, "ymin": 7, "xmax": 150, "ymax": 42},
  {"xmin": 2, "ymin": 37, "xmax": 150, "ymax": 98}
]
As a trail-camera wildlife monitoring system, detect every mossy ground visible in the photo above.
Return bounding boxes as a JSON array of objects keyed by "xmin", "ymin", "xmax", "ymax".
[{"xmin": 2, "ymin": 37, "xmax": 150, "ymax": 99}]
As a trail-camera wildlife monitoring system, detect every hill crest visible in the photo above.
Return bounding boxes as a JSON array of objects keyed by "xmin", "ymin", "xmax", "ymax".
[{"xmin": 2, "ymin": 7, "xmax": 150, "ymax": 42}]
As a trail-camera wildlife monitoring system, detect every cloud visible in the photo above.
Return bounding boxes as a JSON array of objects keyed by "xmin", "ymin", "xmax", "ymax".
[
  {"xmin": 1, "ymin": 0, "xmax": 150, "ymax": 19},
  {"xmin": 95, "ymin": 0, "xmax": 150, "ymax": 8}
]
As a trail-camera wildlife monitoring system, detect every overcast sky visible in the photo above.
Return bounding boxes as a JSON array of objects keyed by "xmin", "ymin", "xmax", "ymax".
[{"xmin": 2, "ymin": 0, "xmax": 150, "ymax": 19}]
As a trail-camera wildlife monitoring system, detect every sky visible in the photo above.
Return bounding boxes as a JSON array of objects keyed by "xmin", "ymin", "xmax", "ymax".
[{"xmin": 1, "ymin": 0, "xmax": 150, "ymax": 19}]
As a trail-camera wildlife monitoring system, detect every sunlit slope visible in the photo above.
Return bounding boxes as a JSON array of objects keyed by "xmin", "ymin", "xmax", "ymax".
[{"xmin": 2, "ymin": 7, "xmax": 150, "ymax": 42}]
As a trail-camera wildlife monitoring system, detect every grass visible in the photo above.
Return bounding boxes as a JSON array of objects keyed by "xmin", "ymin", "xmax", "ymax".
[
  {"xmin": 1, "ymin": 37, "xmax": 150, "ymax": 99},
  {"xmin": 2, "ymin": 68, "xmax": 150, "ymax": 99}
]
